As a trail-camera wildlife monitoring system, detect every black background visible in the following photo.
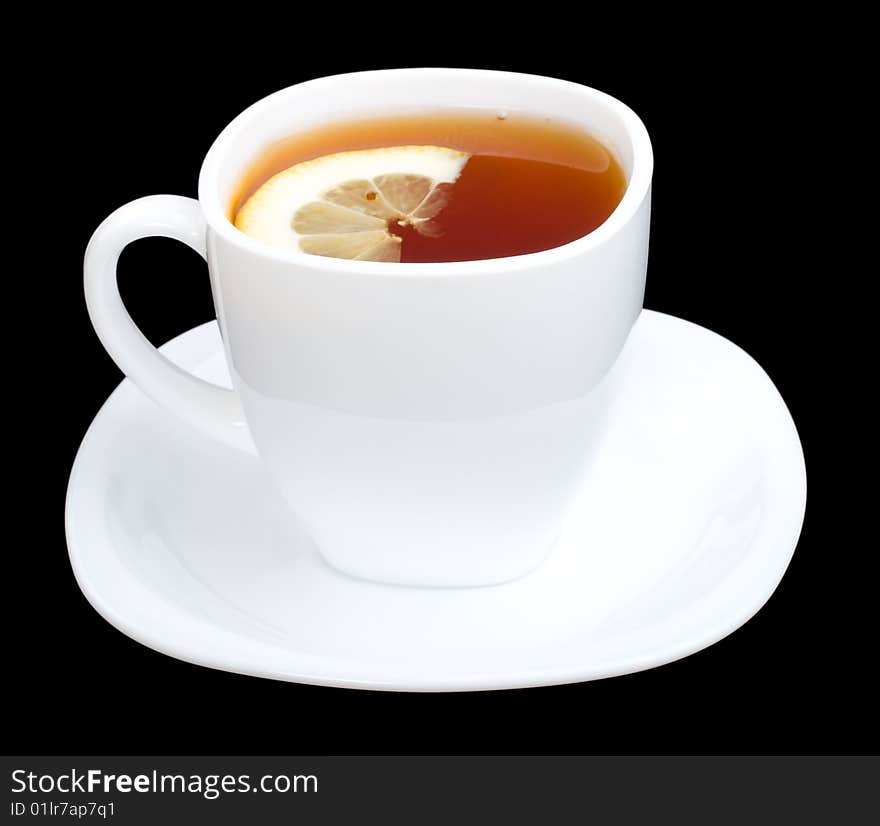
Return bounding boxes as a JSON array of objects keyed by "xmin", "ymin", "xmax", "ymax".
[{"xmin": 9, "ymin": 18, "xmax": 872, "ymax": 756}]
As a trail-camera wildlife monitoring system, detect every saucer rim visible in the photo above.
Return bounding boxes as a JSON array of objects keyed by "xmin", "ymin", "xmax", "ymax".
[{"xmin": 65, "ymin": 311, "xmax": 807, "ymax": 691}]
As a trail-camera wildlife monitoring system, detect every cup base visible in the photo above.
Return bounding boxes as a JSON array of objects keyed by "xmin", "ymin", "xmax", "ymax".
[{"xmin": 312, "ymin": 534, "xmax": 559, "ymax": 589}]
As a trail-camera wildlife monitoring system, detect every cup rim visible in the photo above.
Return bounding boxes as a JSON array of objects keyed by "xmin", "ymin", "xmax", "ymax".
[{"xmin": 198, "ymin": 67, "xmax": 653, "ymax": 277}]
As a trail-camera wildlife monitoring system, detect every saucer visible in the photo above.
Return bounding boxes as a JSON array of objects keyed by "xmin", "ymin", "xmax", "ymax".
[{"xmin": 65, "ymin": 311, "xmax": 805, "ymax": 691}]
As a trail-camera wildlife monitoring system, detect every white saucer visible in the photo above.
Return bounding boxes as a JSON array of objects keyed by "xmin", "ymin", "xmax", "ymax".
[{"xmin": 66, "ymin": 311, "xmax": 805, "ymax": 691}]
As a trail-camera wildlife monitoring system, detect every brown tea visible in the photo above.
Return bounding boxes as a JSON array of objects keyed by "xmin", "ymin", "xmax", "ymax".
[{"xmin": 232, "ymin": 111, "xmax": 626, "ymax": 263}]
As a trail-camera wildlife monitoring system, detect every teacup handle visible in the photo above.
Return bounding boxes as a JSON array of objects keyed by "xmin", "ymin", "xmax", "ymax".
[{"xmin": 84, "ymin": 195, "xmax": 256, "ymax": 454}]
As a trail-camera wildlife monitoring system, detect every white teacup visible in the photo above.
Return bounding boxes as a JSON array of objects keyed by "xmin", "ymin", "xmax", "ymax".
[{"xmin": 84, "ymin": 68, "xmax": 652, "ymax": 587}]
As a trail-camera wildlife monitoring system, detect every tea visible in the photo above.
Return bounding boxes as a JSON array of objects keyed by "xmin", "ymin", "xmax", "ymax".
[{"xmin": 232, "ymin": 111, "xmax": 626, "ymax": 263}]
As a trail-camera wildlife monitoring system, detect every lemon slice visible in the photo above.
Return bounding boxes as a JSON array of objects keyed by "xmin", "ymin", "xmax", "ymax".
[{"xmin": 235, "ymin": 145, "xmax": 470, "ymax": 261}]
